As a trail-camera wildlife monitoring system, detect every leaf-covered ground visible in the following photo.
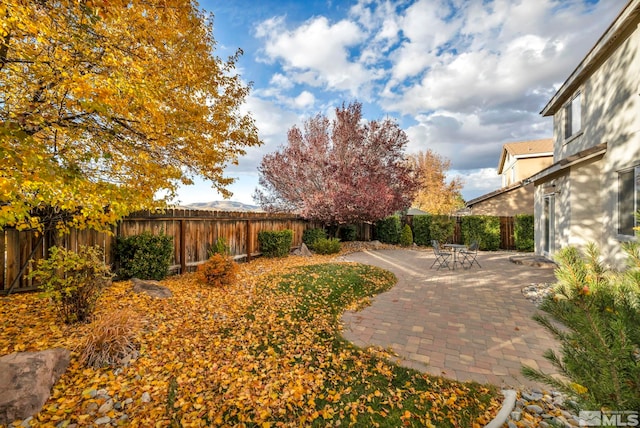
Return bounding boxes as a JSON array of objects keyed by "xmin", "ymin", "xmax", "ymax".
[{"xmin": 1, "ymin": 254, "xmax": 501, "ymax": 427}]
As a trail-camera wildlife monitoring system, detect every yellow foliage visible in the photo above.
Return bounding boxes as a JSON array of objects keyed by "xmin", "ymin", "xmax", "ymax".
[
  {"xmin": 408, "ymin": 150, "xmax": 465, "ymax": 215},
  {"xmin": 0, "ymin": 0, "xmax": 261, "ymax": 233},
  {"xmin": 0, "ymin": 254, "xmax": 500, "ymax": 426}
]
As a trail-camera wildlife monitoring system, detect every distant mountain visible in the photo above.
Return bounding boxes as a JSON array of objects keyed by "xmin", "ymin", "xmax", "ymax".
[{"xmin": 184, "ymin": 200, "xmax": 263, "ymax": 212}]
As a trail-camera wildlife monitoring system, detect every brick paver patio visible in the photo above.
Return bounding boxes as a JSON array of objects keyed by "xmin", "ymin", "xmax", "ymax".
[{"xmin": 339, "ymin": 249, "xmax": 561, "ymax": 389}]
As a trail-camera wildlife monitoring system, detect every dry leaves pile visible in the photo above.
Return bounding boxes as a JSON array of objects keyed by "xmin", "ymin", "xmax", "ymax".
[{"xmin": 0, "ymin": 254, "xmax": 500, "ymax": 427}]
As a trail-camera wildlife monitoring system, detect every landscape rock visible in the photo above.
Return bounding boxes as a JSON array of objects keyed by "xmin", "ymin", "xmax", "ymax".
[
  {"xmin": 0, "ymin": 348, "xmax": 71, "ymax": 425},
  {"xmin": 292, "ymin": 243, "xmax": 313, "ymax": 257},
  {"xmin": 98, "ymin": 399, "xmax": 113, "ymax": 414},
  {"xmin": 526, "ymin": 404, "xmax": 544, "ymax": 414},
  {"xmin": 131, "ymin": 278, "xmax": 173, "ymax": 298}
]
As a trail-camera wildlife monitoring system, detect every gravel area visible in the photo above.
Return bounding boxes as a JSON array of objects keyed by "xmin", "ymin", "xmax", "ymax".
[{"xmin": 522, "ymin": 282, "xmax": 554, "ymax": 307}]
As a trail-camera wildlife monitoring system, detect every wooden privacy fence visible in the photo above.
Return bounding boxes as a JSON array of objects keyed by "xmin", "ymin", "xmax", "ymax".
[
  {"xmin": 1, "ymin": 209, "xmax": 319, "ymax": 294},
  {"xmin": 499, "ymin": 216, "xmax": 516, "ymax": 250},
  {"xmin": 2, "ymin": 211, "xmax": 518, "ymax": 294}
]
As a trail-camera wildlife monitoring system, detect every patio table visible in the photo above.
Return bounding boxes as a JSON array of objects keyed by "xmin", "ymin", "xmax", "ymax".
[{"xmin": 443, "ymin": 243, "xmax": 467, "ymax": 270}]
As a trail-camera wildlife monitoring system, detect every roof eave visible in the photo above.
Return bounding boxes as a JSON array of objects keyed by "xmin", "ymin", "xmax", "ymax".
[
  {"xmin": 465, "ymin": 181, "xmax": 528, "ymax": 207},
  {"xmin": 530, "ymin": 143, "xmax": 608, "ymax": 183}
]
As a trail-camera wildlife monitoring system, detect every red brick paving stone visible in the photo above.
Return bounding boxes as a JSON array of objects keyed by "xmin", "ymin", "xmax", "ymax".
[{"xmin": 339, "ymin": 249, "xmax": 560, "ymax": 389}]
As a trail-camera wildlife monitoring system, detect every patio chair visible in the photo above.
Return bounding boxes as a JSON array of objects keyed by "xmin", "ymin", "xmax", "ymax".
[
  {"xmin": 460, "ymin": 241, "xmax": 481, "ymax": 269},
  {"xmin": 430, "ymin": 240, "xmax": 451, "ymax": 270}
]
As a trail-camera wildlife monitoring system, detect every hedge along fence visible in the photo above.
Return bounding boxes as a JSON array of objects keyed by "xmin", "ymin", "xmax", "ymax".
[
  {"xmin": 1, "ymin": 209, "xmax": 321, "ymax": 294},
  {"xmin": 376, "ymin": 214, "xmax": 464, "ymax": 246},
  {"xmin": 459, "ymin": 215, "xmax": 501, "ymax": 250},
  {"xmin": 412, "ymin": 215, "xmax": 431, "ymax": 246},
  {"xmin": 401, "ymin": 214, "xmax": 524, "ymax": 251},
  {"xmin": 514, "ymin": 214, "xmax": 535, "ymax": 252},
  {"xmin": 374, "ymin": 215, "xmax": 401, "ymax": 244}
]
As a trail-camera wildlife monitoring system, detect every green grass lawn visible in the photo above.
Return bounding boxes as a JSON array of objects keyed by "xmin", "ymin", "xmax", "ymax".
[{"xmin": 245, "ymin": 263, "xmax": 500, "ymax": 427}]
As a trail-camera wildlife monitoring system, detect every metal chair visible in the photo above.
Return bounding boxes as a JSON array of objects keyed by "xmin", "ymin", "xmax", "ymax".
[
  {"xmin": 459, "ymin": 241, "xmax": 481, "ymax": 269},
  {"xmin": 430, "ymin": 240, "xmax": 451, "ymax": 270}
]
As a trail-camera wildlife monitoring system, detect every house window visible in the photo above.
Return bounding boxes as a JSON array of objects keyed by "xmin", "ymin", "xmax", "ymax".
[
  {"xmin": 618, "ymin": 166, "xmax": 639, "ymax": 236},
  {"xmin": 564, "ymin": 93, "xmax": 581, "ymax": 139}
]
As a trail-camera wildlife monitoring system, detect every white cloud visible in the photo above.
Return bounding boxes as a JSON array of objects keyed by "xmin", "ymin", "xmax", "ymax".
[
  {"xmin": 293, "ymin": 90, "xmax": 316, "ymax": 109},
  {"xmin": 237, "ymin": 95, "xmax": 301, "ymax": 172},
  {"xmin": 255, "ymin": 15, "xmax": 373, "ymax": 94},
  {"xmin": 391, "ymin": 0, "xmax": 623, "ymax": 114},
  {"xmin": 269, "ymin": 73, "xmax": 294, "ymax": 89},
  {"xmin": 451, "ymin": 168, "xmax": 502, "ymax": 201}
]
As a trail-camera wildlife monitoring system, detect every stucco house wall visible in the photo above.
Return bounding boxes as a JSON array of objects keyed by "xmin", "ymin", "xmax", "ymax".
[
  {"xmin": 516, "ymin": 157, "xmax": 554, "ymax": 183},
  {"xmin": 468, "ymin": 183, "xmax": 534, "ymax": 217}
]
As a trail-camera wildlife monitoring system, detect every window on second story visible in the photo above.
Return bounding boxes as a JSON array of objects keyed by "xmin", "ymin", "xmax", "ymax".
[
  {"xmin": 564, "ymin": 92, "xmax": 581, "ymax": 139},
  {"xmin": 618, "ymin": 166, "xmax": 639, "ymax": 236}
]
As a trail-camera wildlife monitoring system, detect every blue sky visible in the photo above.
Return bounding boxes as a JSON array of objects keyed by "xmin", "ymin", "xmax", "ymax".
[{"xmin": 175, "ymin": 0, "xmax": 627, "ymax": 206}]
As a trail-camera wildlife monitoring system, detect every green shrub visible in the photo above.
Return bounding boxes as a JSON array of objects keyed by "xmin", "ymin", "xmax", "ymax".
[
  {"xmin": 339, "ymin": 225, "xmax": 358, "ymax": 242},
  {"xmin": 375, "ymin": 215, "xmax": 401, "ymax": 244},
  {"xmin": 207, "ymin": 237, "xmax": 230, "ymax": 257},
  {"xmin": 302, "ymin": 228, "xmax": 327, "ymax": 250},
  {"xmin": 258, "ymin": 229, "xmax": 293, "ymax": 258},
  {"xmin": 197, "ymin": 254, "xmax": 239, "ymax": 287},
  {"xmin": 514, "ymin": 214, "xmax": 535, "ymax": 252},
  {"xmin": 313, "ymin": 237, "xmax": 341, "ymax": 255},
  {"xmin": 30, "ymin": 245, "xmax": 112, "ymax": 324},
  {"xmin": 400, "ymin": 224, "xmax": 413, "ymax": 247},
  {"xmin": 115, "ymin": 232, "xmax": 173, "ymax": 280},
  {"xmin": 460, "ymin": 216, "xmax": 500, "ymax": 250},
  {"xmin": 522, "ymin": 243, "xmax": 640, "ymax": 411},
  {"xmin": 429, "ymin": 215, "xmax": 454, "ymax": 245},
  {"xmin": 412, "ymin": 215, "xmax": 431, "ymax": 246}
]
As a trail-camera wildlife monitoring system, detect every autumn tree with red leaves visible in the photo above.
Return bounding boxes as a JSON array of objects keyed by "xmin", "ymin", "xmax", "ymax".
[{"xmin": 255, "ymin": 102, "xmax": 418, "ymax": 226}]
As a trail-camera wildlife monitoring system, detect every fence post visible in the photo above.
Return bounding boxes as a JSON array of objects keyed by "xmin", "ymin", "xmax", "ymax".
[
  {"xmin": 180, "ymin": 219, "xmax": 187, "ymax": 274},
  {"xmin": 246, "ymin": 220, "xmax": 252, "ymax": 262}
]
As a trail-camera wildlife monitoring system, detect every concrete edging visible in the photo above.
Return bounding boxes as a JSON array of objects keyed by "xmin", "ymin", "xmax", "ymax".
[{"xmin": 485, "ymin": 389, "xmax": 517, "ymax": 428}]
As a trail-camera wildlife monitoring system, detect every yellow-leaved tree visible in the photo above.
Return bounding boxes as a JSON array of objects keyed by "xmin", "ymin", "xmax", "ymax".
[
  {"xmin": 409, "ymin": 150, "xmax": 464, "ymax": 215},
  {"xmin": 0, "ymin": 0, "xmax": 261, "ymax": 232}
]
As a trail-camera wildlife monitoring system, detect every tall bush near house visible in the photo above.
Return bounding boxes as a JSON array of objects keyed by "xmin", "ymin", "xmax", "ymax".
[
  {"xmin": 115, "ymin": 232, "xmax": 173, "ymax": 280},
  {"xmin": 375, "ymin": 215, "xmax": 401, "ymax": 244},
  {"xmin": 460, "ymin": 216, "xmax": 500, "ymax": 250},
  {"xmin": 429, "ymin": 215, "xmax": 454, "ymax": 244},
  {"xmin": 400, "ymin": 224, "xmax": 413, "ymax": 247},
  {"xmin": 258, "ymin": 229, "xmax": 293, "ymax": 257},
  {"xmin": 412, "ymin": 215, "xmax": 431, "ymax": 246},
  {"xmin": 522, "ymin": 243, "xmax": 640, "ymax": 411},
  {"xmin": 29, "ymin": 245, "xmax": 113, "ymax": 324},
  {"xmin": 514, "ymin": 214, "xmax": 535, "ymax": 252}
]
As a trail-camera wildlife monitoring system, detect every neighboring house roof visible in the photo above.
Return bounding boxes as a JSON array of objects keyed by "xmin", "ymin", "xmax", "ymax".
[
  {"xmin": 406, "ymin": 207, "xmax": 429, "ymax": 216},
  {"xmin": 497, "ymin": 138, "xmax": 554, "ymax": 174},
  {"xmin": 541, "ymin": 0, "xmax": 640, "ymax": 116},
  {"xmin": 465, "ymin": 180, "xmax": 528, "ymax": 208}
]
